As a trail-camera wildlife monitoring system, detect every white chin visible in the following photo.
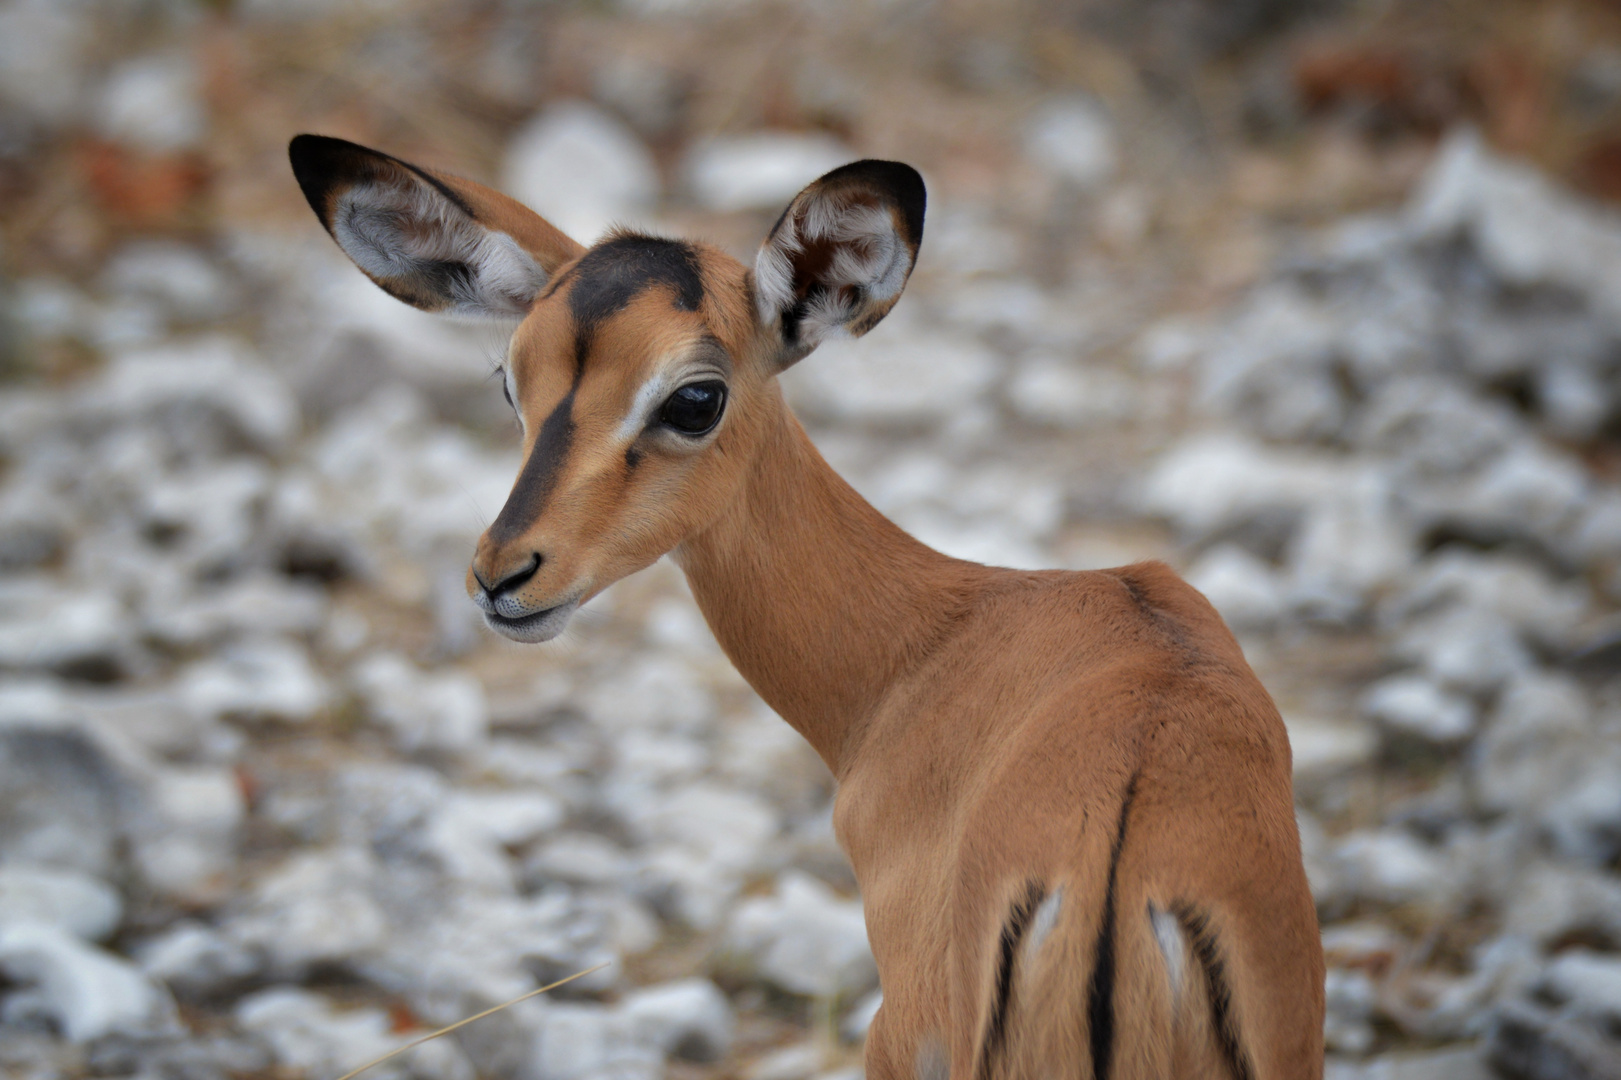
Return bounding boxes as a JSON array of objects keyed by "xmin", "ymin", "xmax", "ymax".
[{"xmin": 483, "ymin": 600, "xmax": 579, "ymax": 643}]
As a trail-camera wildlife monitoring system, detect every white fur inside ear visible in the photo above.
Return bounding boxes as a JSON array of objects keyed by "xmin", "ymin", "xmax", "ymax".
[
  {"xmin": 333, "ymin": 177, "xmax": 547, "ymax": 318},
  {"xmin": 754, "ymin": 192, "xmax": 909, "ymax": 348}
]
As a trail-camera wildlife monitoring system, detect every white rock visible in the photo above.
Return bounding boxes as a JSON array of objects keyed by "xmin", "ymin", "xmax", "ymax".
[
  {"xmin": 684, "ymin": 132, "xmax": 852, "ymax": 213},
  {"xmin": 619, "ymin": 978, "xmax": 734, "ymax": 1061},
  {"xmin": 1332, "ymin": 829, "xmax": 1450, "ymax": 907},
  {"xmin": 1540, "ymin": 756, "xmax": 1621, "ymax": 865},
  {"xmin": 1284, "ymin": 715, "xmax": 1377, "ymax": 781},
  {"xmin": 1410, "ymin": 127, "xmax": 1621, "ymax": 324},
  {"xmin": 1474, "ymin": 671, "xmax": 1592, "ymax": 814},
  {"xmin": 584, "ymin": 654, "xmax": 714, "ymax": 736},
  {"xmin": 236, "ymin": 986, "xmax": 471, "ymax": 1080},
  {"xmin": 1360, "ymin": 674, "xmax": 1476, "ymax": 744},
  {"xmin": 624, "ymin": 783, "xmax": 780, "ymax": 881},
  {"xmin": 1288, "ymin": 469, "xmax": 1415, "ymax": 611},
  {"xmin": 137, "ymin": 920, "xmax": 260, "ymax": 997},
  {"xmin": 0, "ymin": 1, "xmax": 90, "ymax": 125},
  {"xmin": 1195, "ymin": 284, "xmax": 1347, "ymax": 443},
  {"xmin": 1504, "ymin": 863, "xmax": 1621, "ymax": 945},
  {"xmin": 0, "ymin": 866, "xmax": 119, "ymax": 941},
  {"xmin": 226, "ymin": 846, "xmax": 388, "ymax": 976},
  {"xmin": 422, "ymin": 789, "xmax": 563, "ymax": 891},
  {"xmin": 1385, "ymin": 552, "xmax": 1589, "ymax": 650},
  {"xmin": 1140, "ymin": 433, "xmax": 1347, "ymax": 539},
  {"xmin": 101, "ymin": 241, "xmax": 235, "ymax": 322},
  {"xmin": 530, "ymin": 1001, "xmax": 662, "ymax": 1080},
  {"xmin": 1435, "ymin": 441, "xmax": 1589, "ymax": 542},
  {"xmin": 0, "ymin": 922, "xmax": 169, "ymax": 1042},
  {"xmin": 1024, "ymin": 96, "xmax": 1117, "ymax": 188},
  {"xmin": 745, "ymin": 1042, "xmax": 826, "ymax": 1080},
  {"xmin": 1185, "ymin": 544, "xmax": 1286, "ymax": 629},
  {"xmin": 0, "ymin": 578, "xmax": 128, "ymax": 673},
  {"xmin": 94, "ymin": 53, "xmax": 206, "ymax": 153},
  {"xmin": 89, "ymin": 337, "xmax": 300, "ymax": 451},
  {"xmin": 1323, "ymin": 966, "xmax": 1377, "ymax": 1055},
  {"xmin": 782, "ymin": 319, "xmax": 999, "ymax": 426},
  {"xmin": 146, "ymin": 573, "xmax": 328, "ymax": 648},
  {"xmin": 1543, "ymin": 950, "xmax": 1621, "ymax": 1018},
  {"xmin": 1006, "ymin": 355, "xmax": 1137, "ymax": 428},
  {"xmin": 526, "ymin": 833, "xmax": 634, "ymax": 888},
  {"xmin": 129, "ymin": 764, "xmax": 246, "ymax": 901},
  {"xmin": 842, "ymin": 988, "xmax": 883, "ymax": 1042},
  {"xmin": 352, "ymin": 652, "xmax": 489, "ymax": 754},
  {"xmin": 503, "ymin": 101, "xmax": 659, "ymax": 242},
  {"xmin": 727, "ymin": 871, "xmax": 876, "ymax": 998},
  {"xmin": 1395, "ymin": 608, "xmax": 1531, "ymax": 695},
  {"xmin": 1358, "ymin": 1046, "xmax": 1493, "ymax": 1080},
  {"xmin": 180, "ymin": 637, "xmax": 332, "ymax": 723}
]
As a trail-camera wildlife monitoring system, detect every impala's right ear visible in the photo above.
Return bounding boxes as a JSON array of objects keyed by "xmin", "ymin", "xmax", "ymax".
[
  {"xmin": 754, "ymin": 159, "xmax": 925, "ymax": 369},
  {"xmin": 289, "ymin": 134, "xmax": 585, "ymax": 319}
]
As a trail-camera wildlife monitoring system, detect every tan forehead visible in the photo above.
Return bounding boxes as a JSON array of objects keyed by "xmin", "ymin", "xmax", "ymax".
[{"xmin": 509, "ymin": 235, "xmax": 750, "ymax": 396}]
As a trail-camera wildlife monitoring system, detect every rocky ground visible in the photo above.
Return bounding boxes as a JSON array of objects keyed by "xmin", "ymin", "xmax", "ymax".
[{"xmin": 6, "ymin": 2, "xmax": 1621, "ymax": 1079}]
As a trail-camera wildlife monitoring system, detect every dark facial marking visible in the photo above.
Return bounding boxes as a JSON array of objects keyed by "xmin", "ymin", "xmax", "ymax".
[
  {"xmin": 487, "ymin": 386, "xmax": 576, "ymax": 545},
  {"xmin": 566, "ymin": 235, "xmax": 706, "ymax": 371}
]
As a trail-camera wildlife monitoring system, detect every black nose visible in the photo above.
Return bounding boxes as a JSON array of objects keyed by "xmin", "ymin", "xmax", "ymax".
[{"xmin": 478, "ymin": 553, "xmax": 541, "ymax": 599}]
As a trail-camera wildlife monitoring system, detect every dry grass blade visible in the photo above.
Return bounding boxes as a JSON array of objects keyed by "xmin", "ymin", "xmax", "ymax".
[{"xmin": 331, "ymin": 962, "xmax": 611, "ymax": 1080}]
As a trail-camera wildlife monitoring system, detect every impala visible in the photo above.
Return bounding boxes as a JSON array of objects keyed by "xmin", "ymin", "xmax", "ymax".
[{"xmin": 290, "ymin": 133, "xmax": 1324, "ymax": 1079}]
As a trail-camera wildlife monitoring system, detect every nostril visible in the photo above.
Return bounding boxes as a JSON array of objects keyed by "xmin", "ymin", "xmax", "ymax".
[{"xmin": 485, "ymin": 553, "xmax": 542, "ymax": 599}]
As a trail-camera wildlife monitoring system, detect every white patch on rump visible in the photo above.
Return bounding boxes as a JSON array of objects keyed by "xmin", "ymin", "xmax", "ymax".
[
  {"xmin": 1026, "ymin": 888, "xmax": 1063, "ymax": 954},
  {"xmin": 1148, "ymin": 902, "xmax": 1185, "ymax": 1004}
]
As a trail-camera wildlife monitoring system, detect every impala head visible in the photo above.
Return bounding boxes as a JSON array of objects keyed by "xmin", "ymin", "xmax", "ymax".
[{"xmin": 290, "ymin": 134, "xmax": 924, "ymax": 642}]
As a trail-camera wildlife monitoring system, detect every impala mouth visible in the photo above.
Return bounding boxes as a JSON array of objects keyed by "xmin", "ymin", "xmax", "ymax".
[{"xmin": 480, "ymin": 599, "xmax": 580, "ymax": 644}]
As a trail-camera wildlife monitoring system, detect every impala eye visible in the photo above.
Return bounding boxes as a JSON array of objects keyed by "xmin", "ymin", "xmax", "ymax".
[{"xmin": 659, "ymin": 381, "xmax": 727, "ymax": 436}]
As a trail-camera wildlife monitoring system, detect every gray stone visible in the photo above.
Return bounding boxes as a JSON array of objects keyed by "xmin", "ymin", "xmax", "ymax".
[
  {"xmin": 180, "ymin": 637, "xmax": 332, "ymax": 724},
  {"xmin": 726, "ymin": 871, "xmax": 877, "ymax": 999},
  {"xmin": 1331, "ymin": 829, "xmax": 1451, "ymax": 908},
  {"xmin": 619, "ymin": 978, "xmax": 734, "ymax": 1062},
  {"xmin": 1140, "ymin": 433, "xmax": 1346, "ymax": 541},
  {"xmin": 0, "ymin": 866, "xmax": 119, "ymax": 941},
  {"xmin": 1361, "ymin": 674, "xmax": 1476, "ymax": 745},
  {"xmin": 1024, "ymin": 96, "xmax": 1116, "ymax": 188},
  {"xmin": 93, "ymin": 53, "xmax": 204, "ymax": 153},
  {"xmin": 1475, "ymin": 672, "xmax": 1592, "ymax": 815},
  {"xmin": 1487, "ymin": 999, "xmax": 1621, "ymax": 1080},
  {"xmin": 683, "ymin": 132, "xmax": 852, "ymax": 213},
  {"xmin": 1185, "ymin": 544, "xmax": 1286, "ymax": 630},
  {"xmin": 529, "ymin": 1001, "xmax": 662, "ymax": 1080},
  {"xmin": 503, "ymin": 102, "xmax": 659, "ymax": 243},
  {"xmin": 1543, "ymin": 951, "xmax": 1621, "ymax": 1019},
  {"xmin": 136, "ymin": 921, "xmax": 260, "ymax": 999},
  {"xmin": 0, "ymin": 923, "xmax": 171, "ymax": 1042},
  {"xmin": 781, "ymin": 316, "xmax": 999, "ymax": 427},
  {"xmin": 351, "ymin": 652, "xmax": 489, "ymax": 754}
]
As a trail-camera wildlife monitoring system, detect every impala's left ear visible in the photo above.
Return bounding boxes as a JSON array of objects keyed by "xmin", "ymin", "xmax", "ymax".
[
  {"xmin": 289, "ymin": 134, "xmax": 585, "ymax": 319},
  {"xmin": 754, "ymin": 159, "xmax": 925, "ymax": 369}
]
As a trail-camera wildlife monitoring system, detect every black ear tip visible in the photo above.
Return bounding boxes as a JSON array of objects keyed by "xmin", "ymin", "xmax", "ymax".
[{"xmin": 816, "ymin": 158, "xmax": 926, "ymax": 244}]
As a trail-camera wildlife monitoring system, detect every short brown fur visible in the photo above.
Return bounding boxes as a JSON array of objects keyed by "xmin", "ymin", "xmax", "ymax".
[{"xmin": 293, "ymin": 137, "xmax": 1325, "ymax": 1080}]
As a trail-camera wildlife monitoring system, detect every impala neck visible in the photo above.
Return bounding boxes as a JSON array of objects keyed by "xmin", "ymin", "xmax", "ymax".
[{"xmin": 676, "ymin": 397, "xmax": 984, "ymax": 778}]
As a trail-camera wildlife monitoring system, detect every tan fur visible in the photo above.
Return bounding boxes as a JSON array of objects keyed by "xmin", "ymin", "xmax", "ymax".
[{"xmin": 296, "ymin": 140, "xmax": 1325, "ymax": 1079}]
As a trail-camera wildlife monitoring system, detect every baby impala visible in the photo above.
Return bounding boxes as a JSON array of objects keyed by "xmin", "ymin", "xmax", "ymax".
[{"xmin": 291, "ymin": 133, "xmax": 1323, "ymax": 1080}]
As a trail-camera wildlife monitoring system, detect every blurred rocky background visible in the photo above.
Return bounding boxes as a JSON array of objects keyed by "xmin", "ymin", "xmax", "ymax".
[{"xmin": 6, "ymin": 1, "xmax": 1621, "ymax": 1078}]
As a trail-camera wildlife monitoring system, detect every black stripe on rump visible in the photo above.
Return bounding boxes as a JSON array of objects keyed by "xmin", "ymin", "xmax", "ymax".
[
  {"xmin": 487, "ymin": 387, "xmax": 576, "ymax": 544},
  {"xmin": 977, "ymin": 879, "xmax": 1046, "ymax": 1080},
  {"xmin": 1087, "ymin": 773, "xmax": 1138, "ymax": 1080},
  {"xmin": 1171, "ymin": 902, "xmax": 1255, "ymax": 1080}
]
